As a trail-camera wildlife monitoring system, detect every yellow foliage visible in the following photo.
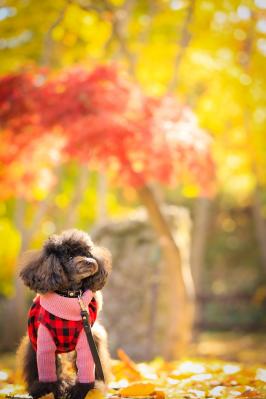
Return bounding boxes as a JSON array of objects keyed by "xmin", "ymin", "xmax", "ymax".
[
  {"xmin": 107, "ymin": 349, "xmax": 266, "ymax": 399},
  {"xmin": 0, "ymin": 349, "xmax": 265, "ymax": 399},
  {"xmin": 85, "ymin": 388, "xmax": 105, "ymax": 399},
  {"xmin": 152, "ymin": 389, "xmax": 166, "ymax": 399},
  {"xmin": 118, "ymin": 382, "xmax": 156, "ymax": 397},
  {"xmin": 117, "ymin": 349, "xmax": 142, "ymax": 381},
  {"xmin": 39, "ymin": 394, "xmax": 55, "ymax": 399}
]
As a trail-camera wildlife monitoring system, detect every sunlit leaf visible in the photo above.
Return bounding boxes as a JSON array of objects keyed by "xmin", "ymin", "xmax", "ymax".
[
  {"xmin": 85, "ymin": 389, "xmax": 105, "ymax": 399},
  {"xmin": 118, "ymin": 382, "xmax": 155, "ymax": 397}
]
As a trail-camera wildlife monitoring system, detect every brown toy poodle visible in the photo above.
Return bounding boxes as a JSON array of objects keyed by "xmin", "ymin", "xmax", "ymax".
[{"xmin": 17, "ymin": 229, "xmax": 112, "ymax": 399}]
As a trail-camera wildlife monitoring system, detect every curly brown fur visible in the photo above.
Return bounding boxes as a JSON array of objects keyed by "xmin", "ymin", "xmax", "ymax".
[
  {"xmin": 30, "ymin": 381, "xmax": 62, "ymax": 399},
  {"xmin": 66, "ymin": 382, "xmax": 95, "ymax": 399},
  {"xmin": 92, "ymin": 323, "xmax": 112, "ymax": 384},
  {"xmin": 17, "ymin": 229, "xmax": 112, "ymax": 398},
  {"xmin": 17, "ymin": 335, "xmax": 38, "ymax": 387},
  {"xmin": 19, "ymin": 229, "xmax": 112, "ymax": 293}
]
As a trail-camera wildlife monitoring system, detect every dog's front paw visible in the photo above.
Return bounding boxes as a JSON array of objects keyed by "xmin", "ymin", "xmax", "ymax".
[
  {"xmin": 66, "ymin": 382, "xmax": 95, "ymax": 399},
  {"xmin": 29, "ymin": 381, "xmax": 61, "ymax": 399}
]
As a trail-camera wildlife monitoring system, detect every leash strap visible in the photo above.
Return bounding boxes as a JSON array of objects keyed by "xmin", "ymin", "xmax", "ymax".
[{"xmin": 78, "ymin": 296, "xmax": 105, "ymax": 383}]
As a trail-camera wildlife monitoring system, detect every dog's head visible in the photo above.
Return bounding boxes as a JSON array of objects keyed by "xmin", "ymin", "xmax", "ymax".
[{"xmin": 20, "ymin": 229, "xmax": 112, "ymax": 294}]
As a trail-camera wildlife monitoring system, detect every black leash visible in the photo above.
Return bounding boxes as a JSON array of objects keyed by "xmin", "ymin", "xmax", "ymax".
[{"xmin": 78, "ymin": 295, "xmax": 105, "ymax": 383}]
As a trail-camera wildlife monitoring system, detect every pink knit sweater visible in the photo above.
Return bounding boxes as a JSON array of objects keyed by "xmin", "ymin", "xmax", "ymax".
[{"xmin": 37, "ymin": 290, "xmax": 95, "ymax": 383}]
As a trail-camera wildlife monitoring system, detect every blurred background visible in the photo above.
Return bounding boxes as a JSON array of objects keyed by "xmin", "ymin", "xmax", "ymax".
[{"xmin": 0, "ymin": 0, "xmax": 265, "ymax": 365}]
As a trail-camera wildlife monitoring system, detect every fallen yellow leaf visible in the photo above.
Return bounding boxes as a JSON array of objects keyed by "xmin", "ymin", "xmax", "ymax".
[
  {"xmin": 119, "ymin": 382, "xmax": 155, "ymax": 397},
  {"xmin": 169, "ymin": 371, "xmax": 194, "ymax": 379},
  {"xmin": 153, "ymin": 389, "xmax": 166, "ymax": 399},
  {"xmin": 85, "ymin": 388, "xmax": 105, "ymax": 399},
  {"xmin": 238, "ymin": 390, "xmax": 261, "ymax": 398},
  {"xmin": 39, "ymin": 394, "xmax": 55, "ymax": 399},
  {"xmin": 117, "ymin": 349, "xmax": 142, "ymax": 380}
]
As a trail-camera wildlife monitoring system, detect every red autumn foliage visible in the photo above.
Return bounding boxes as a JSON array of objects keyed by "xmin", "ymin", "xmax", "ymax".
[{"xmin": 0, "ymin": 65, "xmax": 215, "ymax": 197}]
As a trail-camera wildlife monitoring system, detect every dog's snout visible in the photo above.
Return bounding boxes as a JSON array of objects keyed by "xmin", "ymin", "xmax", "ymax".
[
  {"xmin": 73, "ymin": 256, "xmax": 98, "ymax": 278},
  {"xmin": 84, "ymin": 257, "xmax": 97, "ymax": 266},
  {"xmin": 84, "ymin": 257, "xmax": 98, "ymax": 274}
]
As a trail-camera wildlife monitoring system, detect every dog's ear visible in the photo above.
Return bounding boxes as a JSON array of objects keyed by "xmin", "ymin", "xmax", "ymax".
[
  {"xmin": 19, "ymin": 250, "xmax": 67, "ymax": 293},
  {"xmin": 88, "ymin": 246, "xmax": 112, "ymax": 292}
]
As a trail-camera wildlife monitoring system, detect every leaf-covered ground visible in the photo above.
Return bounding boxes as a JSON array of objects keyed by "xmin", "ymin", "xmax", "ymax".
[{"xmin": 0, "ymin": 336, "xmax": 265, "ymax": 399}]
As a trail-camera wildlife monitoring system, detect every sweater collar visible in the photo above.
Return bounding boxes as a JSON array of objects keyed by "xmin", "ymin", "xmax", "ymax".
[{"xmin": 40, "ymin": 289, "xmax": 93, "ymax": 321}]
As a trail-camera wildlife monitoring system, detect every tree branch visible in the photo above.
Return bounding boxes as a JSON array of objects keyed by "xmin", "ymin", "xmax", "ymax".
[
  {"xmin": 167, "ymin": 0, "xmax": 195, "ymax": 93},
  {"xmin": 103, "ymin": 0, "xmax": 136, "ymax": 75},
  {"xmin": 40, "ymin": 0, "xmax": 71, "ymax": 66}
]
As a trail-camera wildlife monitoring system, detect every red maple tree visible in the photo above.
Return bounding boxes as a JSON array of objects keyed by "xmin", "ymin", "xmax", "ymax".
[{"xmin": 0, "ymin": 65, "xmax": 214, "ymax": 197}]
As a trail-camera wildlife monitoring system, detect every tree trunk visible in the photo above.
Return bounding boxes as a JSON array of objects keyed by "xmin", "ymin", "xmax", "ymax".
[
  {"xmin": 190, "ymin": 197, "xmax": 212, "ymax": 332},
  {"xmin": 138, "ymin": 184, "xmax": 195, "ymax": 359},
  {"xmin": 97, "ymin": 172, "xmax": 108, "ymax": 224},
  {"xmin": 191, "ymin": 197, "xmax": 212, "ymax": 293},
  {"xmin": 252, "ymin": 186, "xmax": 266, "ymax": 273}
]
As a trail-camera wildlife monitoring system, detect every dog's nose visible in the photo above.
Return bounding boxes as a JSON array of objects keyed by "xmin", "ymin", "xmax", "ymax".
[{"xmin": 84, "ymin": 257, "xmax": 97, "ymax": 267}]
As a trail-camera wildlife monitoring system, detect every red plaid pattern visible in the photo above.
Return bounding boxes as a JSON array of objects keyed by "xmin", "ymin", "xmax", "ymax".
[{"xmin": 28, "ymin": 296, "xmax": 97, "ymax": 353}]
